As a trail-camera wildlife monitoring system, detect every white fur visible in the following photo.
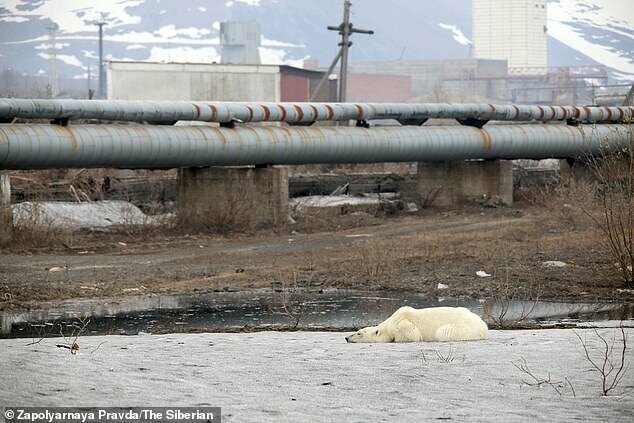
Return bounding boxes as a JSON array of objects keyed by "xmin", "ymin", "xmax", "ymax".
[{"xmin": 345, "ymin": 306, "xmax": 488, "ymax": 343}]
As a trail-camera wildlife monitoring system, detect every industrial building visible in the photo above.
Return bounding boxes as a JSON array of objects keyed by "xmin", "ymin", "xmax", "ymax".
[
  {"xmin": 348, "ymin": 59, "xmax": 607, "ymax": 104},
  {"xmin": 108, "ymin": 61, "xmax": 332, "ymax": 102},
  {"xmin": 472, "ymin": 0, "xmax": 548, "ymax": 72},
  {"xmin": 345, "ymin": 73, "xmax": 412, "ymax": 102},
  {"xmin": 220, "ymin": 21, "xmax": 261, "ymax": 65},
  {"xmin": 349, "ymin": 59, "xmax": 508, "ymax": 100}
]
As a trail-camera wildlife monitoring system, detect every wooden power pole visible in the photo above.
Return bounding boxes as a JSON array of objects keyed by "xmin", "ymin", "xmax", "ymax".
[{"xmin": 310, "ymin": 1, "xmax": 373, "ymax": 103}]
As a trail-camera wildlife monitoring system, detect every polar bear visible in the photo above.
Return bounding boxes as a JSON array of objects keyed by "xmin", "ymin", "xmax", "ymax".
[{"xmin": 345, "ymin": 306, "xmax": 488, "ymax": 343}]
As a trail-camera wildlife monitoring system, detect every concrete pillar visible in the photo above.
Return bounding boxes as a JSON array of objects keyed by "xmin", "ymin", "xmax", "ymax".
[
  {"xmin": 0, "ymin": 171, "xmax": 11, "ymax": 246},
  {"xmin": 558, "ymin": 158, "xmax": 596, "ymax": 186},
  {"xmin": 0, "ymin": 313, "xmax": 11, "ymax": 335},
  {"xmin": 410, "ymin": 160, "xmax": 513, "ymax": 207},
  {"xmin": 178, "ymin": 166, "xmax": 289, "ymax": 232}
]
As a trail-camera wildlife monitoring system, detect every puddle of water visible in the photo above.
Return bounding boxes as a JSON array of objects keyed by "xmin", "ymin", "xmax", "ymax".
[{"xmin": 1, "ymin": 290, "xmax": 632, "ymax": 339}]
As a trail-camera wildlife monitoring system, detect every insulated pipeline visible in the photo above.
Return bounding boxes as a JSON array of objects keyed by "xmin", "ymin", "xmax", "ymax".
[
  {"xmin": 0, "ymin": 99, "xmax": 632, "ymax": 124},
  {"xmin": 0, "ymin": 124, "xmax": 630, "ymax": 170}
]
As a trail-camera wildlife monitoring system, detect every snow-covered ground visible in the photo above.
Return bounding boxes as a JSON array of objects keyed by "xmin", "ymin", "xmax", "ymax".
[{"xmin": 1, "ymin": 329, "xmax": 632, "ymax": 421}]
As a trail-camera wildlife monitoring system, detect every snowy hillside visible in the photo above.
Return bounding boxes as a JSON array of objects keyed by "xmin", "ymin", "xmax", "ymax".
[
  {"xmin": 0, "ymin": 0, "xmax": 632, "ymax": 90},
  {"xmin": 547, "ymin": 0, "xmax": 633, "ymax": 80}
]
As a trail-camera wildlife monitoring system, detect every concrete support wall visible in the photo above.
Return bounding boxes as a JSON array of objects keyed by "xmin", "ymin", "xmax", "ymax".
[
  {"xmin": 409, "ymin": 160, "xmax": 513, "ymax": 207},
  {"xmin": 558, "ymin": 158, "xmax": 597, "ymax": 186},
  {"xmin": 0, "ymin": 171, "xmax": 11, "ymax": 245},
  {"xmin": 178, "ymin": 166, "xmax": 289, "ymax": 232}
]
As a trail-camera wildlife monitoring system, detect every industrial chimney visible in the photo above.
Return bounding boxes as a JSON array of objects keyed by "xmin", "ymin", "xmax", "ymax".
[{"xmin": 220, "ymin": 21, "xmax": 261, "ymax": 65}]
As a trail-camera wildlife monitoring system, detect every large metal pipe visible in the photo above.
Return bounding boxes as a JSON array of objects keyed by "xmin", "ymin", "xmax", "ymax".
[
  {"xmin": 0, "ymin": 124, "xmax": 630, "ymax": 170},
  {"xmin": 0, "ymin": 99, "xmax": 632, "ymax": 124}
]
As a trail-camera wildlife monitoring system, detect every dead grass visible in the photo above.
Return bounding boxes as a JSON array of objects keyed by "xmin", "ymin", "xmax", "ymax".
[
  {"xmin": 3, "ymin": 155, "xmax": 633, "ymax": 304},
  {"xmin": 10, "ymin": 202, "xmax": 76, "ymax": 249},
  {"xmin": 352, "ymin": 239, "xmax": 409, "ymax": 279}
]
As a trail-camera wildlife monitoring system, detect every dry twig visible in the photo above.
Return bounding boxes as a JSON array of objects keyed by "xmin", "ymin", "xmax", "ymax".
[
  {"xmin": 574, "ymin": 326, "xmax": 630, "ymax": 396},
  {"xmin": 512, "ymin": 357, "xmax": 565, "ymax": 396}
]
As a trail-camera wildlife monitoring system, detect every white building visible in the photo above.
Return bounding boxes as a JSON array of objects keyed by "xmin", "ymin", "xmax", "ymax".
[
  {"xmin": 107, "ymin": 61, "xmax": 331, "ymax": 102},
  {"xmin": 472, "ymin": 0, "xmax": 547, "ymax": 73}
]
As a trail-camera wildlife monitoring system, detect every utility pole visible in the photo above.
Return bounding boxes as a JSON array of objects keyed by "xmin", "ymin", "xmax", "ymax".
[
  {"xmin": 94, "ymin": 18, "xmax": 106, "ymax": 99},
  {"xmin": 87, "ymin": 65, "xmax": 94, "ymax": 99},
  {"xmin": 328, "ymin": 0, "xmax": 373, "ymax": 102},
  {"xmin": 310, "ymin": 0, "xmax": 373, "ymax": 103},
  {"xmin": 624, "ymin": 83, "xmax": 634, "ymax": 106},
  {"xmin": 46, "ymin": 23, "xmax": 59, "ymax": 98}
]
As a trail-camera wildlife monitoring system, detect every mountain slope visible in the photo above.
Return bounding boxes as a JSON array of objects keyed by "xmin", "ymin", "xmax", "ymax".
[{"xmin": 0, "ymin": 0, "xmax": 631, "ymax": 92}]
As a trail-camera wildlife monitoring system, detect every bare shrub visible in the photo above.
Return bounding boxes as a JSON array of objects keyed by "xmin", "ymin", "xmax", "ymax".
[
  {"xmin": 115, "ymin": 202, "xmax": 174, "ymax": 239},
  {"xmin": 421, "ymin": 346, "xmax": 465, "ymax": 364},
  {"xmin": 512, "ymin": 357, "xmax": 571, "ymax": 396},
  {"xmin": 582, "ymin": 129, "xmax": 633, "ymax": 288},
  {"xmin": 481, "ymin": 267, "xmax": 542, "ymax": 329},
  {"xmin": 12, "ymin": 202, "xmax": 75, "ymax": 248},
  {"xmin": 574, "ymin": 325, "xmax": 630, "ymax": 396},
  {"xmin": 435, "ymin": 345, "xmax": 460, "ymax": 363},
  {"xmin": 272, "ymin": 271, "xmax": 306, "ymax": 329},
  {"xmin": 418, "ymin": 187, "xmax": 442, "ymax": 209},
  {"xmin": 353, "ymin": 239, "xmax": 405, "ymax": 279},
  {"xmin": 57, "ymin": 316, "xmax": 90, "ymax": 355},
  {"xmin": 26, "ymin": 315, "xmax": 90, "ymax": 355}
]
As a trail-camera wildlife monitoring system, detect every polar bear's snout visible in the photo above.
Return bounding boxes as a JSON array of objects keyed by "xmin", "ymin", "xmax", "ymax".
[{"xmin": 345, "ymin": 335, "xmax": 352, "ymax": 343}]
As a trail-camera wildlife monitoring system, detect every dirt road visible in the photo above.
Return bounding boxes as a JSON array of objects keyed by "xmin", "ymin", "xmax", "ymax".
[{"xmin": 1, "ymin": 206, "xmax": 632, "ymax": 312}]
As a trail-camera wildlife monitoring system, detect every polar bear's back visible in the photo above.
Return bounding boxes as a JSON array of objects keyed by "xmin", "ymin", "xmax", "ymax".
[{"xmin": 389, "ymin": 306, "xmax": 487, "ymax": 341}]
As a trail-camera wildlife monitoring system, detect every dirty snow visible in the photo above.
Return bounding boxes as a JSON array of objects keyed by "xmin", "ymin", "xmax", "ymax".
[
  {"xmin": 290, "ymin": 194, "xmax": 398, "ymax": 209},
  {"xmin": 543, "ymin": 260, "xmax": 568, "ymax": 268},
  {"xmin": 1, "ymin": 329, "xmax": 632, "ymax": 422},
  {"xmin": 11, "ymin": 201, "xmax": 165, "ymax": 230}
]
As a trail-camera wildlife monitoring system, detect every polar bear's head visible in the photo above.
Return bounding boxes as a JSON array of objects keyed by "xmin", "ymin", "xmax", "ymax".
[{"xmin": 345, "ymin": 325, "xmax": 393, "ymax": 343}]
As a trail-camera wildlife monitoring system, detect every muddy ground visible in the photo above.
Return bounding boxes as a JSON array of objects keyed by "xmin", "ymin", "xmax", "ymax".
[{"xmin": 1, "ymin": 201, "xmax": 632, "ymax": 313}]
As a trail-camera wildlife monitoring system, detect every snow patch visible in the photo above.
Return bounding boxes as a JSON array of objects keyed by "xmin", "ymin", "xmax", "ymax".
[
  {"xmin": 12, "ymin": 201, "xmax": 165, "ymax": 230},
  {"xmin": 0, "ymin": 15, "xmax": 29, "ymax": 23},
  {"xmin": 542, "ymin": 260, "xmax": 568, "ymax": 268},
  {"xmin": 259, "ymin": 47, "xmax": 306, "ymax": 67},
  {"xmin": 226, "ymin": 0, "xmax": 261, "ymax": 6},
  {"xmin": 0, "ymin": 0, "xmax": 144, "ymax": 33},
  {"xmin": 548, "ymin": 0, "xmax": 634, "ymax": 80},
  {"xmin": 438, "ymin": 23, "xmax": 472, "ymax": 46},
  {"xmin": 147, "ymin": 46, "xmax": 220, "ymax": 63},
  {"xmin": 154, "ymin": 25, "xmax": 211, "ymax": 40},
  {"xmin": 261, "ymin": 36, "xmax": 305, "ymax": 49},
  {"xmin": 37, "ymin": 53, "xmax": 84, "ymax": 68},
  {"xmin": 290, "ymin": 194, "xmax": 397, "ymax": 209},
  {"xmin": 34, "ymin": 42, "xmax": 70, "ymax": 50}
]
